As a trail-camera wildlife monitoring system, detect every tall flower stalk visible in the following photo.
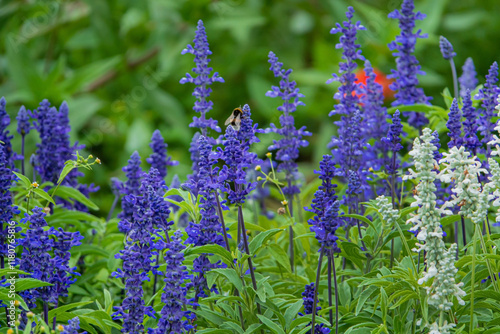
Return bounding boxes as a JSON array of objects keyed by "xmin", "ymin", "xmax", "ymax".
[
  {"xmin": 404, "ymin": 128, "xmax": 466, "ymax": 333},
  {"xmin": 462, "ymin": 89, "xmax": 481, "ymax": 155},
  {"xmin": 117, "ymin": 151, "xmax": 143, "ymax": 233},
  {"xmin": 388, "ymin": 0, "xmax": 431, "ymax": 128},
  {"xmin": 327, "ymin": 6, "xmax": 366, "ymax": 223},
  {"xmin": 475, "ymin": 61, "xmax": 500, "ymax": 157},
  {"xmin": 459, "ymin": 58, "xmax": 478, "ymax": 98},
  {"xmin": 305, "ymin": 155, "xmax": 342, "ymax": 334},
  {"xmin": 361, "ymin": 60, "xmax": 389, "ymax": 172},
  {"xmin": 113, "ymin": 168, "xmax": 171, "ymax": 333},
  {"xmin": 265, "ymin": 51, "xmax": 311, "ymax": 271},
  {"xmin": 439, "ymin": 36, "xmax": 458, "ymax": 98},
  {"xmin": 381, "ymin": 110, "xmax": 403, "ymax": 266},
  {"xmin": 147, "ymin": 129, "xmax": 178, "ymax": 180},
  {"xmin": 16, "ymin": 106, "xmax": 31, "ymax": 175},
  {"xmin": 181, "ymin": 20, "xmax": 224, "ymax": 190},
  {"xmin": 0, "ymin": 145, "xmax": 18, "ymax": 269}
]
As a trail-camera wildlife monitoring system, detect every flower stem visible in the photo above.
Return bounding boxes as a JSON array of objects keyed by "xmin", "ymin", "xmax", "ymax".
[
  {"xmin": 330, "ymin": 252, "xmax": 339, "ymax": 334},
  {"xmin": 311, "ymin": 247, "xmax": 325, "ymax": 333},
  {"xmin": 461, "ymin": 216, "xmax": 467, "ymax": 253},
  {"xmin": 449, "ymin": 58, "xmax": 459, "ymax": 99},
  {"xmin": 327, "ymin": 255, "xmax": 333, "ymax": 325},
  {"xmin": 237, "ymin": 206, "xmax": 261, "ymax": 315},
  {"xmin": 470, "ymin": 224, "xmax": 478, "ymax": 333}
]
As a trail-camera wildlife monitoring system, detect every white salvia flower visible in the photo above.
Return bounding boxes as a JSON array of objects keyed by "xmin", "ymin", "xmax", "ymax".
[
  {"xmin": 406, "ymin": 128, "xmax": 465, "ymax": 321},
  {"xmin": 428, "ymin": 320, "xmax": 455, "ymax": 334},
  {"xmin": 374, "ymin": 195, "xmax": 399, "ymax": 230},
  {"xmin": 439, "ymin": 146, "xmax": 489, "ymax": 224},
  {"xmin": 487, "ymin": 159, "xmax": 500, "ymax": 223}
]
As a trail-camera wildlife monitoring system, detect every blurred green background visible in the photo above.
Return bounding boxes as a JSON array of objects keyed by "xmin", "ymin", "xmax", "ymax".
[{"xmin": 1, "ymin": 0, "xmax": 499, "ymax": 215}]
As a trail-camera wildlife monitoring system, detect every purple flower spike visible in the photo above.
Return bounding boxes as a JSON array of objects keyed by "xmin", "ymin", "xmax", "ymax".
[
  {"xmin": 266, "ymin": 51, "xmax": 311, "ymax": 197},
  {"xmin": 462, "ymin": 89, "xmax": 481, "ymax": 154},
  {"xmin": 16, "ymin": 106, "xmax": 31, "ymax": 136},
  {"xmin": 361, "ymin": 60, "xmax": 389, "ymax": 170},
  {"xmin": 431, "ymin": 131, "xmax": 443, "ymax": 161},
  {"xmin": 180, "ymin": 20, "xmax": 224, "ymax": 135},
  {"xmin": 305, "ymin": 155, "xmax": 342, "ymax": 254},
  {"xmin": 118, "ymin": 151, "xmax": 143, "ymax": 232},
  {"xmin": 446, "ymin": 98, "xmax": 463, "ymax": 148},
  {"xmin": 147, "ymin": 130, "xmax": 178, "ymax": 180},
  {"xmin": 0, "ymin": 145, "xmax": 19, "ymax": 258},
  {"xmin": 459, "ymin": 58, "xmax": 478, "ymax": 98},
  {"xmin": 439, "ymin": 36, "xmax": 456, "ymax": 60},
  {"xmin": 151, "ymin": 231, "xmax": 193, "ymax": 334},
  {"xmin": 0, "ymin": 97, "xmax": 17, "ymax": 169},
  {"xmin": 388, "ymin": 0, "xmax": 431, "ymax": 128},
  {"xmin": 327, "ymin": 7, "xmax": 367, "ymax": 195},
  {"xmin": 300, "ymin": 283, "xmax": 331, "ymax": 334},
  {"xmin": 382, "ymin": 110, "xmax": 403, "ymax": 175},
  {"xmin": 61, "ymin": 318, "xmax": 87, "ymax": 334},
  {"xmin": 475, "ymin": 61, "xmax": 500, "ymax": 156}
]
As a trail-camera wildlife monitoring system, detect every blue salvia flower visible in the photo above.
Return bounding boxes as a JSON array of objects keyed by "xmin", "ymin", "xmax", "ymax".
[
  {"xmin": 0, "ymin": 97, "xmax": 17, "ymax": 169},
  {"xmin": 186, "ymin": 136, "xmax": 225, "ymax": 298},
  {"xmin": 327, "ymin": 7, "xmax": 366, "ymax": 210},
  {"xmin": 152, "ymin": 231, "xmax": 193, "ymax": 334},
  {"xmin": 305, "ymin": 155, "xmax": 342, "ymax": 254},
  {"xmin": 19, "ymin": 207, "xmax": 82, "ymax": 308},
  {"xmin": 236, "ymin": 104, "xmax": 260, "ymax": 165},
  {"xmin": 431, "ymin": 131, "xmax": 443, "ymax": 161},
  {"xmin": 446, "ymin": 98, "xmax": 463, "ymax": 148},
  {"xmin": 0, "ymin": 145, "xmax": 19, "ymax": 259},
  {"xmin": 300, "ymin": 283, "xmax": 331, "ymax": 334},
  {"xmin": 439, "ymin": 36, "xmax": 456, "ymax": 60},
  {"xmin": 388, "ymin": 0, "xmax": 431, "ymax": 128},
  {"xmin": 113, "ymin": 168, "xmax": 169, "ymax": 333},
  {"xmin": 31, "ymin": 100, "xmax": 83, "ymax": 185},
  {"xmin": 118, "ymin": 151, "xmax": 143, "ymax": 232},
  {"xmin": 187, "ymin": 132, "xmax": 202, "ymax": 197},
  {"xmin": 180, "ymin": 20, "xmax": 224, "ymax": 135},
  {"xmin": 219, "ymin": 126, "xmax": 256, "ymax": 205},
  {"xmin": 16, "ymin": 106, "xmax": 31, "ymax": 136},
  {"xmin": 147, "ymin": 130, "xmax": 178, "ymax": 180},
  {"xmin": 475, "ymin": 61, "xmax": 500, "ymax": 156},
  {"xmin": 382, "ymin": 110, "xmax": 404, "ymax": 177},
  {"xmin": 462, "ymin": 89, "xmax": 481, "ymax": 154},
  {"xmin": 61, "ymin": 317, "xmax": 87, "ymax": 334},
  {"xmin": 459, "ymin": 58, "xmax": 478, "ymax": 98},
  {"xmin": 265, "ymin": 51, "xmax": 311, "ymax": 197},
  {"xmin": 361, "ymin": 60, "xmax": 389, "ymax": 171}
]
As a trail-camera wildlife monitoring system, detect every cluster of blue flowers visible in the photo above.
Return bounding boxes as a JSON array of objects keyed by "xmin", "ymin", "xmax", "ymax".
[
  {"xmin": 476, "ymin": 61, "xmax": 500, "ymax": 156},
  {"xmin": 113, "ymin": 168, "xmax": 172, "ymax": 333},
  {"xmin": 301, "ymin": 283, "xmax": 331, "ymax": 334},
  {"xmin": 19, "ymin": 207, "xmax": 83, "ymax": 308},
  {"xmin": 327, "ymin": 6, "xmax": 366, "ymax": 211},
  {"xmin": 265, "ymin": 51, "xmax": 310, "ymax": 198},
  {"xmin": 388, "ymin": 0, "xmax": 431, "ymax": 128},
  {"xmin": 306, "ymin": 155, "xmax": 342, "ymax": 254}
]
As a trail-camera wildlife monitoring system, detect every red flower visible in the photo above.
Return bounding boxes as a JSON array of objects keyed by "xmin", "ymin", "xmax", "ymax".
[{"xmin": 355, "ymin": 68, "xmax": 394, "ymax": 100}]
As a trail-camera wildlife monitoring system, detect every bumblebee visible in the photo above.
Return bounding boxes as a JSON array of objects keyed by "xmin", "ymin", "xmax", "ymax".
[{"xmin": 225, "ymin": 107, "xmax": 245, "ymax": 131}]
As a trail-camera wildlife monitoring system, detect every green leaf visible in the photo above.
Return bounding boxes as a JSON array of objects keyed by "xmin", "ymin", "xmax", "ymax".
[
  {"xmin": 355, "ymin": 286, "xmax": 377, "ymax": 316},
  {"xmin": 14, "ymin": 172, "xmax": 31, "ymax": 188},
  {"xmin": 33, "ymin": 188, "xmax": 55, "ymax": 205},
  {"xmin": 249, "ymin": 228, "xmax": 285, "ymax": 254},
  {"xmin": 284, "ymin": 300, "xmax": 305, "ymax": 329},
  {"xmin": 344, "ymin": 214, "xmax": 376, "ymax": 231},
  {"xmin": 186, "ymin": 244, "xmax": 233, "ymax": 265},
  {"xmin": 14, "ymin": 278, "xmax": 53, "ymax": 291},
  {"xmin": 267, "ymin": 244, "xmax": 292, "ymax": 273},
  {"xmin": 207, "ymin": 268, "xmax": 243, "ymax": 292},
  {"xmin": 399, "ymin": 206, "xmax": 418, "ymax": 217},
  {"xmin": 441, "ymin": 214, "xmax": 461, "ymax": 227},
  {"xmin": 57, "ymin": 163, "xmax": 76, "ymax": 185},
  {"xmin": 48, "ymin": 301, "xmax": 94, "ymax": 321},
  {"xmin": 340, "ymin": 242, "xmax": 366, "ymax": 269},
  {"xmin": 257, "ymin": 314, "xmax": 286, "ymax": 334},
  {"xmin": 54, "ymin": 185, "xmax": 99, "ymax": 210}
]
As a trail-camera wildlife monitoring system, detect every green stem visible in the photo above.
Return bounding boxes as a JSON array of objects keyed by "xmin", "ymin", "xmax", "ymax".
[
  {"xmin": 470, "ymin": 224, "xmax": 478, "ymax": 333},
  {"xmin": 311, "ymin": 247, "xmax": 325, "ymax": 333},
  {"xmin": 477, "ymin": 227, "xmax": 500, "ymax": 292}
]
